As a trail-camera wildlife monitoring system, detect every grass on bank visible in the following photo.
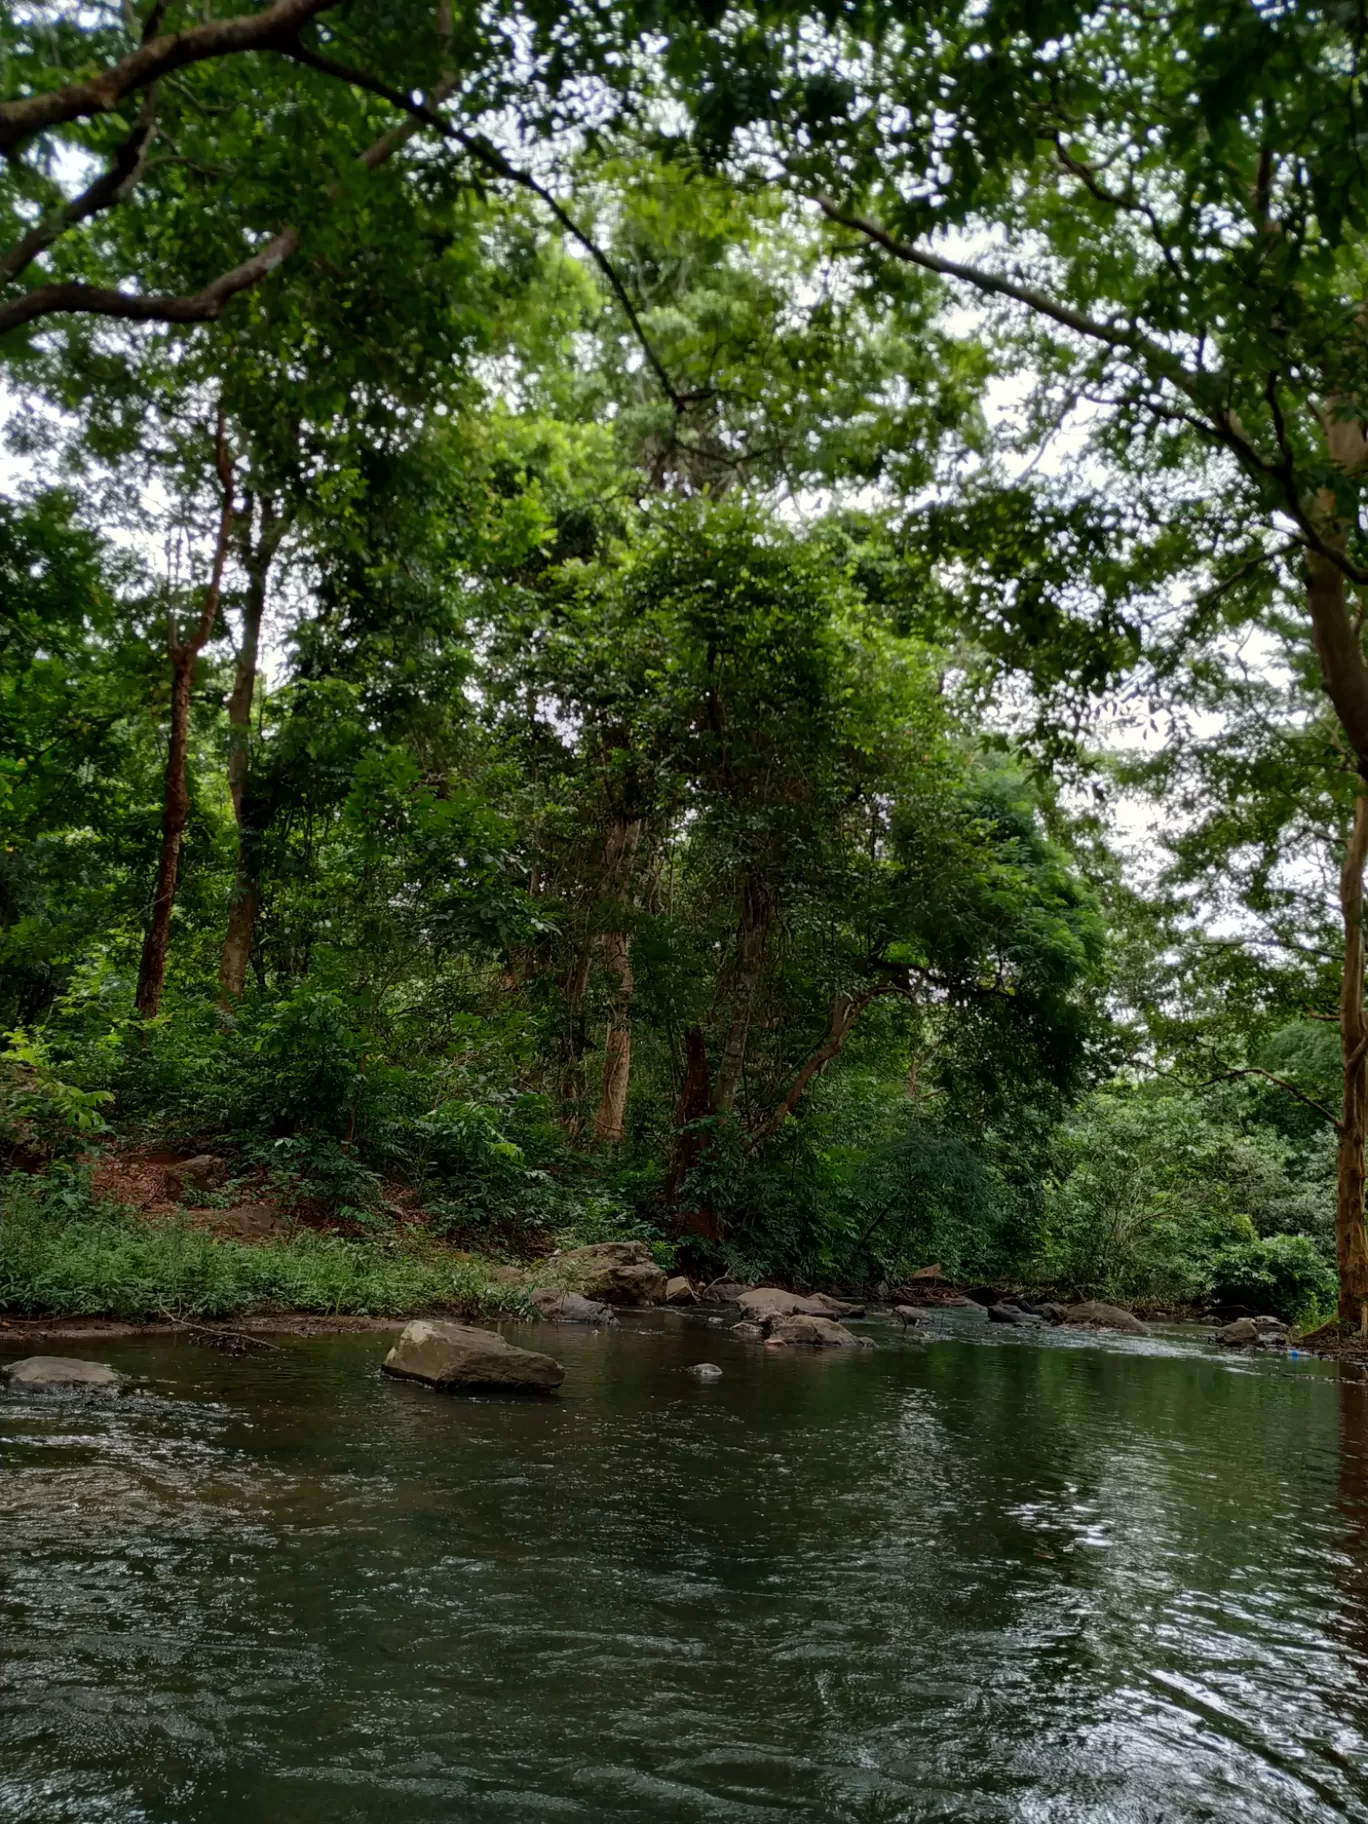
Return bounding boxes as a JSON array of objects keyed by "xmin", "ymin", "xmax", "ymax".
[{"xmin": 0, "ymin": 1170, "xmax": 529, "ymax": 1323}]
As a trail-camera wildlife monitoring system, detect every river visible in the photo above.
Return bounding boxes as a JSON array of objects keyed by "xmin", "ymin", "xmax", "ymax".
[{"xmin": 2, "ymin": 1308, "xmax": 1367, "ymax": 1821}]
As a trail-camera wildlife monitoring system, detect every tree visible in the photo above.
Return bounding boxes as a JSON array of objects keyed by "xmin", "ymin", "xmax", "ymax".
[{"xmin": 671, "ymin": 0, "xmax": 1368, "ymax": 1318}]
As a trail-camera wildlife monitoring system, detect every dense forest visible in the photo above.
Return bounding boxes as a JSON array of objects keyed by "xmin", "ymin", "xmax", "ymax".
[{"xmin": 2, "ymin": 0, "xmax": 1365, "ymax": 1331}]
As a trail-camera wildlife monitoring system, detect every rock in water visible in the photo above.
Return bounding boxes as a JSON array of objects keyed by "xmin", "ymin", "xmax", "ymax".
[
  {"xmin": 1062, "ymin": 1301, "xmax": 1148, "ymax": 1336},
  {"xmin": 685, "ymin": 1362, "xmax": 723, "ymax": 1380},
  {"xmin": 554, "ymin": 1241, "xmax": 667, "ymax": 1306},
  {"xmin": 1217, "ymin": 1316, "xmax": 1262, "ymax": 1346},
  {"xmin": 731, "ymin": 1321, "xmax": 764, "ymax": 1341},
  {"xmin": 2, "ymin": 1355, "xmax": 122, "ymax": 1392},
  {"xmin": 893, "ymin": 1306, "xmax": 922, "ymax": 1327},
  {"xmin": 530, "ymin": 1289, "xmax": 617, "ymax": 1326},
  {"xmin": 988, "ymin": 1304, "xmax": 1033, "ymax": 1325},
  {"xmin": 382, "ymin": 1320, "xmax": 564, "ymax": 1393},
  {"xmin": 664, "ymin": 1275, "xmax": 696, "ymax": 1303},
  {"xmin": 767, "ymin": 1314, "xmax": 868, "ymax": 1348},
  {"xmin": 800, "ymin": 1292, "xmax": 865, "ymax": 1319},
  {"xmin": 737, "ymin": 1287, "xmax": 864, "ymax": 1323},
  {"xmin": 699, "ymin": 1279, "xmax": 748, "ymax": 1305}
]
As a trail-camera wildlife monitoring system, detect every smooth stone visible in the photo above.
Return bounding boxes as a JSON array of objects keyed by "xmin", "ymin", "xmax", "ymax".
[
  {"xmin": 988, "ymin": 1304, "xmax": 1034, "ymax": 1325},
  {"xmin": 1063, "ymin": 1301, "xmax": 1148, "ymax": 1336},
  {"xmin": 382, "ymin": 1320, "xmax": 564, "ymax": 1393},
  {"xmin": 685, "ymin": 1362, "xmax": 723, "ymax": 1380},
  {"xmin": 554, "ymin": 1241, "xmax": 667, "ymax": 1305},
  {"xmin": 731, "ymin": 1321, "xmax": 764, "ymax": 1341},
  {"xmin": 767, "ymin": 1314, "xmax": 868, "ymax": 1349},
  {"xmin": 738, "ymin": 1287, "xmax": 859, "ymax": 1323},
  {"xmin": 1218, "ymin": 1320, "xmax": 1262, "ymax": 1349},
  {"xmin": 893, "ymin": 1306, "xmax": 922, "ymax": 1326},
  {"xmin": 3, "ymin": 1355, "xmax": 122, "ymax": 1392},
  {"xmin": 664, "ymin": 1275, "xmax": 696, "ymax": 1303}
]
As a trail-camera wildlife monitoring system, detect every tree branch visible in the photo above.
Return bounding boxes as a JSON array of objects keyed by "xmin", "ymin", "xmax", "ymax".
[
  {"xmin": 811, "ymin": 193, "xmax": 1368, "ymax": 590},
  {"xmin": 0, "ymin": 64, "xmax": 457, "ymax": 339},
  {"xmin": 1202, "ymin": 1066, "xmax": 1340, "ymax": 1129},
  {"xmin": 0, "ymin": 0, "xmax": 340, "ymax": 155},
  {"xmin": 0, "ymin": 93, "xmax": 159, "ymax": 287},
  {"xmin": 0, "ymin": 226, "xmax": 299, "ymax": 336},
  {"xmin": 280, "ymin": 40, "xmax": 694, "ymax": 415},
  {"xmin": 748, "ymin": 986, "xmax": 892, "ymax": 1148}
]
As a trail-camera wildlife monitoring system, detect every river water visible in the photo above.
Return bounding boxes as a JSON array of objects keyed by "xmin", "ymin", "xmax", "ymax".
[{"xmin": 2, "ymin": 1308, "xmax": 1368, "ymax": 1822}]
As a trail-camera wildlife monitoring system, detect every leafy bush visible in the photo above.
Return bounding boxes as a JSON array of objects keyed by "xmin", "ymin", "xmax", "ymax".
[
  {"xmin": 1208, "ymin": 1234, "xmax": 1337, "ymax": 1325},
  {"xmin": 0, "ymin": 1028, "xmax": 110, "ymax": 1163}
]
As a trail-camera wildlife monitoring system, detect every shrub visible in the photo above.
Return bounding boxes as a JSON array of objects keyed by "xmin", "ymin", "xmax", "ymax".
[{"xmin": 1207, "ymin": 1233, "xmax": 1337, "ymax": 1325}]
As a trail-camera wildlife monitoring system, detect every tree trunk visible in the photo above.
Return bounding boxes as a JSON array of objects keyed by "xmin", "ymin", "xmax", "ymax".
[
  {"xmin": 134, "ymin": 645, "xmax": 197, "ymax": 1019},
  {"xmin": 218, "ymin": 499, "xmax": 284, "ymax": 1004},
  {"xmin": 592, "ymin": 814, "xmax": 644, "ymax": 1142},
  {"xmin": 1338, "ymin": 792, "xmax": 1368, "ymax": 1322},
  {"xmin": 594, "ymin": 929, "xmax": 634, "ymax": 1141},
  {"xmin": 711, "ymin": 877, "xmax": 771, "ymax": 1116},
  {"xmin": 135, "ymin": 409, "xmax": 235, "ymax": 1020},
  {"xmin": 558, "ymin": 947, "xmax": 592, "ymax": 1137},
  {"xmin": 666, "ymin": 1024, "xmax": 721, "ymax": 1240}
]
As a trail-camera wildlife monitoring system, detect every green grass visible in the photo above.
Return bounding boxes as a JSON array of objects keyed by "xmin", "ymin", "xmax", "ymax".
[{"xmin": 0, "ymin": 1172, "xmax": 531, "ymax": 1322}]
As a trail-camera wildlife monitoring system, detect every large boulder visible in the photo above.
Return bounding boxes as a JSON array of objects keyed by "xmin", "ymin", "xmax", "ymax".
[
  {"xmin": 381, "ymin": 1320, "xmax": 564, "ymax": 1393},
  {"xmin": 2, "ymin": 1355, "xmax": 122, "ymax": 1392},
  {"xmin": 555, "ymin": 1241, "xmax": 667, "ymax": 1306},
  {"xmin": 768, "ymin": 1314, "xmax": 869, "ymax": 1348},
  {"xmin": 1063, "ymin": 1301, "xmax": 1148, "ymax": 1336},
  {"xmin": 530, "ymin": 1289, "xmax": 617, "ymax": 1326}
]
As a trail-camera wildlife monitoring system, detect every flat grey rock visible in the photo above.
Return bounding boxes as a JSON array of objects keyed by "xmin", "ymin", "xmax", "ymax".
[
  {"xmin": 3, "ymin": 1355, "xmax": 123, "ymax": 1392},
  {"xmin": 382, "ymin": 1320, "xmax": 564, "ymax": 1393}
]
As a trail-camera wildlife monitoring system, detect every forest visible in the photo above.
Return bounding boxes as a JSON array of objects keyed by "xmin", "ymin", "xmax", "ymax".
[{"xmin": 2, "ymin": 0, "xmax": 1364, "ymax": 1334}]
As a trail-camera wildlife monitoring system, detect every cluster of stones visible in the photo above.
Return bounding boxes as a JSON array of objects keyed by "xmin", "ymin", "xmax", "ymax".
[{"xmin": 1215, "ymin": 1314, "xmax": 1290, "ymax": 1348}]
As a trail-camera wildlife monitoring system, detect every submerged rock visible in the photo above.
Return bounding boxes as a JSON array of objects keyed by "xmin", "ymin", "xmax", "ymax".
[
  {"xmin": 988, "ymin": 1304, "xmax": 1033, "ymax": 1325},
  {"xmin": 685, "ymin": 1362, "xmax": 723, "ymax": 1380},
  {"xmin": 731, "ymin": 1321, "xmax": 764, "ymax": 1341},
  {"xmin": 530, "ymin": 1289, "xmax": 617, "ymax": 1326},
  {"xmin": 381, "ymin": 1320, "xmax": 564, "ymax": 1393},
  {"xmin": 2, "ymin": 1355, "xmax": 122, "ymax": 1392},
  {"xmin": 1063, "ymin": 1301, "xmax": 1148, "ymax": 1336},
  {"xmin": 767, "ymin": 1314, "xmax": 868, "ymax": 1348},
  {"xmin": 555, "ymin": 1241, "xmax": 667, "ymax": 1306}
]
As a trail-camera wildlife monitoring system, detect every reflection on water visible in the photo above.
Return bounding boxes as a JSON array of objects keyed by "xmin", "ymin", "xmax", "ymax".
[{"xmin": 1, "ymin": 1312, "xmax": 1366, "ymax": 1821}]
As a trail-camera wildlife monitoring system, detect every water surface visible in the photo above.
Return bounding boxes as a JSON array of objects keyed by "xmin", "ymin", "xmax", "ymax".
[{"xmin": 3, "ymin": 1309, "xmax": 1367, "ymax": 1821}]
